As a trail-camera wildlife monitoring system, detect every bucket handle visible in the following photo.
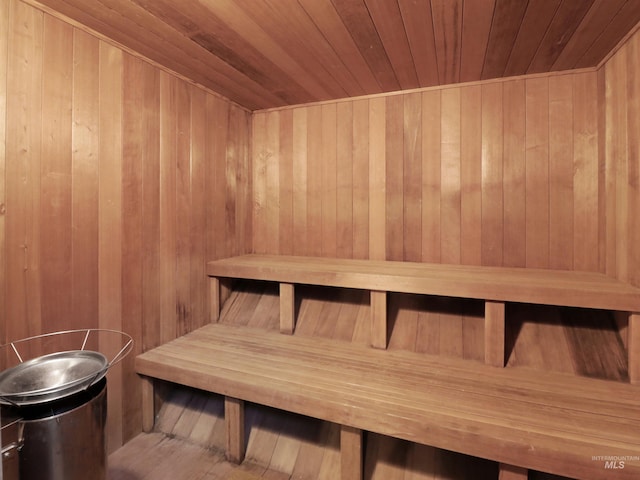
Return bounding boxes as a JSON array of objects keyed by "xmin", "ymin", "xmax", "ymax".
[
  {"xmin": 106, "ymin": 335, "xmax": 134, "ymax": 369},
  {"xmin": 2, "ymin": 328, "xmax": 134, "ymax": 370}
]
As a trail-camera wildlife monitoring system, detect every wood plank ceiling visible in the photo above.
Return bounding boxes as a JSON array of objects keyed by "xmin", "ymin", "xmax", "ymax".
[{"xmin": 31, "ymin": 0, "xmax": 640, "ymax": 110}]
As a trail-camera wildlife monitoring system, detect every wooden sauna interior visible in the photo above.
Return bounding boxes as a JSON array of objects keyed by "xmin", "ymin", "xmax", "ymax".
[{"xmin": 2, "ymin": 0, "xmax": 640, "ymax": 478}]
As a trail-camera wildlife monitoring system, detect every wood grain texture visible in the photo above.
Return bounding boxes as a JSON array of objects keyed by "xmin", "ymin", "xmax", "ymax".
[
  {"xmin": 136, "ymin": 322, "xmax": 640, "ymax": 479},
  {"xmin": 604, "ymin": 28, "xmax": 640, "ymax": 289},
  {"xmin": 4, "ymin": 0, "xmax": 640, "ymax": 463},
  {"xmin": 141, "ymin": 376, "xmax": 155, "ymax": 433},
  {"xmin": 627, "ymin": 32, "xmax": 640, "ymax": 290},
  {"xmin": 370, "ymin": 290, "xmax": 388, "ymax": 349},
  {"xmin": 484, "ymin": 301, "xmax": 506, "ymax": 367},
  {"xmin": 225, "ymin": 396, "xmax": 246, "ymax": 464},
  {"xmin": 548, "ymin": 74, "xmax": 574, "ymax": 271},
  {"xmin": 629, "ymin": 313, "xmax": 640, "ymax": 384},
  {"xmin": 144, "ymin": 279, "xmax": 630, "ymax": 480},
  {"xmin": 6, "ymin": 1, "xmax": 45, "ymax": 361},
  {"xmin": 525, "ymin": 77, "xmax": 550, "ymax": 269},
  {"xmin": 252, "ymin": 71, "xmax": 605, "ymax": 277},
  {"xmin": 502, "ymin": 79, "xmax": 526, "ymax": 268},
  {"xmin": 41, "ymin": 14, "xmax": 73, "ymax": 335},
  {"xmin": 279, "ymin": 283, "xmax": 295, "ymax": 334},
  {"xmin": 25, "ymin": 0, "xmax": 640, "ymax": 109},
  {"xmin": 208, "ymin": 255, "xmax": 640, "ymax": 312},
  {"xmin": 340, "ymin": 425, "xmax": 363, "ymax": 480},
  {"xmin": 1, "ymin": 0, "xmax": 251, "ymax": 453},
  {"xmin": 0, "ymin": 0, "xmax": 9, "ymax": 371},
  {"xmin": 98, "ymin": 41, "xmax": 124, "ymax": 452},
  {"xmin": 499, "ymin": 463, "xmax": 528, "ymax": 480}
]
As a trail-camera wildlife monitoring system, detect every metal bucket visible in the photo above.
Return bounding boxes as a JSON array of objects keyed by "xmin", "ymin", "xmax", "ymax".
[
  {"xmin": 6, "ymin": 379, "xmax": 107, "ymax": 480},
  {"xmin": 0, "ymin": 329, "xmax": 132, "ymax": 480},
  {"xmin": 1, "ymin": 413, "xmax": 22, "ymax": 480}
]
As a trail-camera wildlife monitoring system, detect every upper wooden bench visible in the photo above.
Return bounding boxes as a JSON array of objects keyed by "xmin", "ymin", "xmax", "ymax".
[{"xmin": 207, "ymin": 254, "xmax": 640, "ymax": 377}]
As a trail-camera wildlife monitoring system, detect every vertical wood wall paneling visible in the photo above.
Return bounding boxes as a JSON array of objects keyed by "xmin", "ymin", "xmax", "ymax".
[
  {"xmin": 460, "ymin": 85, "xmax": 482, "ymax": 266},
  {"xmin": 72, "ymin": 30, "xmax": 99, "ymax": 335},
  {"xmin": 548, "ymin": 74, "xmax": 574, "ymax": 270},
  {"xmin": 480, "ymin": 82, "xmax": 504, "ymax": 267},
  {"xmin": 321, "ymin": 103, "xmax": 338, "ymax": 258},
  {"xmin": 385, "ymin": 95, "xmax": 404, "ymax": 261},
  {"xmin": 440, "ymin": 88, "xmax": 461, "ymax": 265},
  {"xmin": 369, "ymin": 97, "xmax": 386, "ymax": 260},
  {"xmin": 98, "ymin": 41, "xmax": 124, "ymax": 452},
  {"xmin": 0, "ymin": 0, "xmax": 9, "ymax": 364},
  {"xmin": 251, "ymin": 69, "xmax": 606, "ymax": 281},
  {"xmin": 252, "ymin": 111, "xmax": 268, "ymax": 254},
  {"xmin": 403, "ymin": 92, "xmax": 422, "ymax": 263},
  {"xmin": 502, "ymin": 79, "xmax": 526, "ymax": 267},
  {"xmin": 626, "ymin": 32, "xmax": 640, "ymax": 289},
  {"xmin": 189, "ymin": 86, "xmax": 207, "ymax": 329},
  {"xmin": 604, "ymin": 54, "xmax": 619, "ymax": 279},
  {"xmin": 352, "ymin": 99, "xmax": 369, "ymax": 260},
  {"xmin": 265, "ymin": 109, "xmax": 280, "ymax": 255},
  {"xmin": 159, "ymin": 72, "xmax": 178, "ymax": 344},
  {"xmin": 597, "ymin": 67, "xmax": 607, "ymax": 276},
  {"xmin": 525, "ymin": 77, "xmax": 550, "ymax": 268},
  {"xmin": 606, "ymin": 47, "xmax": 629, "ymax": 281},
  {"xmin": 421, "ymin": 89, "xmax": 442, "ymax": 264},
  {"xmin": 337, "ymin": 101, "xmax": 354, "ymax": 259},
  {"xmin": 573, "ymin": 72, "xmax": 600, "ymax": 273},
  {"xmin": 279, "ymin": 109, "xmax": 294, "ymax": 255},
  {"xmin": 208, "ymin": 95, "xmax": 227, "ymax": 260},
  {"xmin": 41, "ymin": 15, "xmax": 73, "ymax": 337},
  {"xmin": 307, "ymin": 105, "xmax": 323, "ymax": 257},
  {"xmin": 141, "ymin": 62, "xmax": 161, "ymax": 352},
  {"xmin": 4, "ymin": 0, "xmax": 252, "ymax": 450},
  {"xmin": 602, "ymin": 28, "xmax": 640, "ymax": 288},
  {"xmin": 292, "ymin": 108, "xmax": 308, "ymax": 256},
  {"xmin": 235, "ymin": 103, "xmax": 253, "ymax": 257},
  {"xmin": 175, "ymin": 79, "xmax": 192, "ymax": 336},
  {"xmin": 122, "ymin": 54, "xmax": 146, "ymax": 442},
  {"xmin": 613, "ymin": 43, "xmax": 629, "ymax": 283}
]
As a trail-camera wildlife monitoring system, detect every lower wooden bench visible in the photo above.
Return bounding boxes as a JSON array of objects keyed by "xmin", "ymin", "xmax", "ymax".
[{"xmin": 136, "ymin": 323, "xmax": 640, "ymax": 480}]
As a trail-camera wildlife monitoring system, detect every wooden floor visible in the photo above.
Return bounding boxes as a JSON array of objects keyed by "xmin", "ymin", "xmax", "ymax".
[
  {"xmin": 110, "ymin": 281, "xmax": 627, "ymax": 480},
  {"xmin": 108, "ymin": 432, "xmax": 290, "ymax": 480}
]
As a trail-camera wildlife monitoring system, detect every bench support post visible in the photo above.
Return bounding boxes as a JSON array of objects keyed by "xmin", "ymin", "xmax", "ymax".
[
  {"xmin": 498, "ymin": 463, "xmax": 528, "ymax": 479},
  {"xmin": 280, "ymin": 283, "xmax": 296, "ymax": 334},
  {"xmin": 210, "ymin": 277, "xmax": 221, "ymax": 323},
  {"xmin": 225, "ymin": 396, "xmax": 245, "ymax": 463},
  {"xmin": 210, "ymin": 276, "xmax": 232, "ymax": 323},
  {"xmin": 371, "ymin": 290, "xmax": 388, "ymax": 349},
  {"xmin": 629, "ymin": 312, "xmax": 640, "ymax": 384},
  {"xmin": 485, "ymin": 301, "xmax": 506, "ymax": 367},
  {"xmin": 140, "ymin": 376, "xmax": 155, "ymax": 433},
  {"xmin": 341, "ymin": 425, "xmax": 362, "ymax": 480}
]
